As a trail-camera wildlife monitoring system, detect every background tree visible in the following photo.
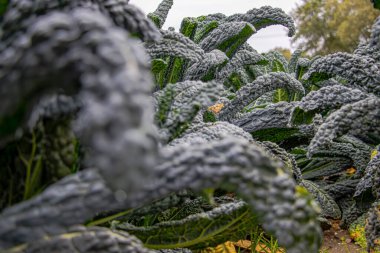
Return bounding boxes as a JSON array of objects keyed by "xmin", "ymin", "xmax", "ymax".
[{"xmin": 291, "ymin": 0, "xmax": 380, "ymax": 56}]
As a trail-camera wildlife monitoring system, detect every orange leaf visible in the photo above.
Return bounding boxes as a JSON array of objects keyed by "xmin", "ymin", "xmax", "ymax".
[
  {"xmin": 233, "ymin": 240, "xmax": 251, "ymax": 249},
  {"xmin": 346, "ymin": 167, "xmax": 356, "ymax": 175},
  {"xmin": 208, "ymin": 103, "xmax": 224, "ymax": 114},
  {"xmin": 201, "ymin": 241, "xmax": 236, "ymax": 253}
]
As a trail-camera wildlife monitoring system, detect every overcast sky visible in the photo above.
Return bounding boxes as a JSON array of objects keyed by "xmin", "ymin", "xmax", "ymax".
[{"xmin": 130, "ymin": 0, "xmax": 302, "ymax": 53}]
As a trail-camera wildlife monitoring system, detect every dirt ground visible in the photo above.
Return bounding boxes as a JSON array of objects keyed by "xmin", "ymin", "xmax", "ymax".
[{"xmin": 320, "ymin": 220, "xmax": 364, "ymax": 253}]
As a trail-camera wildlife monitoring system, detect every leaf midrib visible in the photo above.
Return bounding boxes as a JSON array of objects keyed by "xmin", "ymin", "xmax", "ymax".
[{"xmin": 143, "ymin": 208, "xmax": 251, "ymax": 249}]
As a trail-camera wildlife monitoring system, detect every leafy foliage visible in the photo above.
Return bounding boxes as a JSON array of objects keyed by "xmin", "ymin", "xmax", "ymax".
[
  {"xmin": 300, "ymin": 180, "xmax": 341, "ymax": 219},
  {"xmin": 218, "ymin": 73, "xmax": 304, "ymax": 121},
  {"xmin": 1, "ymin": 0, "xmax": 380, "ymax": 253},
  {"xmin": 303, "ymin": 53, "xmax": 380, "ymax": 96},
  {"xmin": 114, "ymin": 200, "xmax": 256, "ymax": 250},
  {"xmin": 154, "ymin": 80, "xmax": 224, "ymax": 141},
  {"xmin": 8, "ymin": 227, "xmax": 154, "ymax": 253},
  {"xmin": 308, "ymin": 97, "xmax": 380, "ymax": 156},
  {"xmin": 148, "ymin": 0, "xmax": 173, "ymax": 28}
]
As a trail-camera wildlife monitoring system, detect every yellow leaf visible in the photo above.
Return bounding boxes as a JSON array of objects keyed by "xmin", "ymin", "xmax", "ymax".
[
  {"xmin": 201, "ymin": 241, "xmax": 236, "ymax": 253},
  {"xmin": 350, "ymin": 231, "xmax": 361, "ymax": 240},
  {"xmin": 254, "ymin": 243, "xmax": 284, "ymax": 253},
  {"xmin": 371, "ymin": 149, "xmax": 378, "ymax": 160},
  {"xmin": 346, "ymin": 167, "xmax": 356, "ymax": 175},
  {"xmin": 233, "ymin": 240, "xmax": 251, "ymax": 249},
  {"xmin": 208, "ymin": 103, "xmax": 224, "ymax": 114}
]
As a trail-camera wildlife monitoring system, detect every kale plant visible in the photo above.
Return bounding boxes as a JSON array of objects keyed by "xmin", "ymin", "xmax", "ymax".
[{"xmin": 0, "ymin": 0, "xmax": 378, "ymax": 252}]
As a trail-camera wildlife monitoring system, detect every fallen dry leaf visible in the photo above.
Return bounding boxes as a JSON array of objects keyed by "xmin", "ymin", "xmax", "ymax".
[
  {"xmin": 233, "ymin": 239, "xmax": 251, "ymax": 249},
  {"xmin": 234, "ymin": 240, "xmax": 285, "ymax": 253},
  {"xmin": 201, "ymin": 241, "xmax": 236, "ymax": 253},
  {"xmin": 346, "ymin": 167, "xmax": 356, "ymax": 175},
  {"xmin": 208, "ymin": 103, "xmax": 224, "ymax": 114}
]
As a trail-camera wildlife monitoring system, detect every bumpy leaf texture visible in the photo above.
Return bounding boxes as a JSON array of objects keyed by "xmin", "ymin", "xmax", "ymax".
[
  {"xmin": 303, "ymin": 53, "xmax": 380, "ymax": 96},
  {"xmin": 373, "ymin": 150, "xmax": 380, "ymax": 199},
  {"xmin": 179, "ymin": 16, "xmax": 199, "ymax": 39},
  {"xmin": 0, "ymin": 2, "xmax": 323, "ymax": 253},
  {"xmin": 264, "ymin": 51, "xmax": 289, "ymax": 72},
  {"xmin": 0, "ymin": 9, "xmax": 159, "ymax": 194},
  {"xmin": 289, "ymin": 48, "xmax": 303, "ymax": 73},
  {"xmin": 233, "ymin": 102, "xmax": 297, "ymax": 135},
  {"xmin": 27, "ymin": 95, "xmax": 80, "ymax": 128},
  {"xmin": 313, "ymin": 78, "xmax": 342, "ymax": 88},
  {"xmin": 145, "ymin": 137, "xmax": 322, "ymax": 253},
  {"xmin": 33, "ymin": 95, "xmax": 80, "ymax": 179},
  {"xmin": 369, "ymin": 16, "xmax": 380, "ymax": 49},
  {"xmin": 115, "ymin": 200, "xmax": 256, "ymax": 250},
  {"xmin": 6, "ymin": 226, "xmax": 154, "ymax": 253},
  {"xmin": 308, "ymin": 97, "xmax": 380, "ymax": 156},
  {"xmin": 148, "ymin": 0, "xmax": 173, "ymax": 28},
  {"xmin": 0, "ymin": 9, "xmax": 161, "ymax": 247},
  {"xmin": 323, "ymin": 179, "xmax": 360, "ymax": 200},
  {"xmin": 0, "ymin": 169, "xmax": 119, "ymax": 249},
  {"xmin": 354, "ymin": 16, "xmax": 380, "ymax": 62},
  {"xmin": 103, "ymin": 3, "xmax": 162, "ymax": 41},
  {"xmin": 366, "ymin": 203, "xmax": 380, "ymax": 252},
  {"xmin": 294, "ymin": 57, "xmax": 310, "ymax": 79},
  {"xmin": 154, "ymin": 80, "xmax": 225, "ymax": 141},
  {"xmin": 2, "ymin": 0, "xmax": 160, "ymax": 42},
  {"xmin": 146, "ymin": 30, "xmax": 205, "ymax": 62},
  {"xmin": 121, "ymin": 190, "xmax": 197, "ymax": 220},
  {"xmin": 223, "ymin": 6, "xmax": 295, "ymax": 36},
  {"xmin": 308, "ymin": 136, "xmax": 372, "ymax": 176},
  {"xmin": 258, "ymin": 140, "xmax": 300, "ymax": 177},
  {"xmin": 146, "ymin": 5, "xmax": 295, "ymax": 88},
  {"xmin": 300, "ymin": 157, "xmax": 352, "ymax": 180},
  {"xmin": 218, "ymin": 73, "xmax": 304, "ymax": 121},
  {"xmin": 169, "ymin": 121, "xmax": 253, "ymax": 146},
  {"xmin": 193, "ymin": 18, "xmax": 220, "ymax": 44},
  {"xmin": 354, "ymin": 153, "xmax": 380, "ymax": 198},
  {"xmin": 215, "ymin": 49, "xmax": 268, "ymax": 83},
  {"xmin": 184, "ymin": 49, "xmax": 228, "ymax": 81},
  {"xmin": 4, "ymin": 135, "xmax": 322, "ymax": 252},
  {"xmin": 354, "ymin": 41, "xmax": 380, "ymax": 63},
  {"xmin": 295, "ymin": 85, "xmax": 369, "ymax": 113},
  {"xmin": 338, "ymin": 198, "xmax": 365, "ymax": 229},
  {"xmin": 199, "ymin": 21, "xmax": 256, "ymax": 57},
  {"xmin": 300, "ymin": 180, "xmax": 341, "ymax": 219},
  {"xmin": 194, "ymin": 6, "xmax": 295, "ymax": 45}
]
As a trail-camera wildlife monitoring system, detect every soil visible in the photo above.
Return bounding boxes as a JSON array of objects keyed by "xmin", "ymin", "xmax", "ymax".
[{"xmin": 320, "ymin": 220, "xmax": 364, "ymax": 253}]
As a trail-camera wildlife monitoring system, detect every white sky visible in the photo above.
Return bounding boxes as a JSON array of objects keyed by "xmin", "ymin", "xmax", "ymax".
[{"xmin": 130, "ymin": 0, "xmax": 301, "ymax": 53}]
